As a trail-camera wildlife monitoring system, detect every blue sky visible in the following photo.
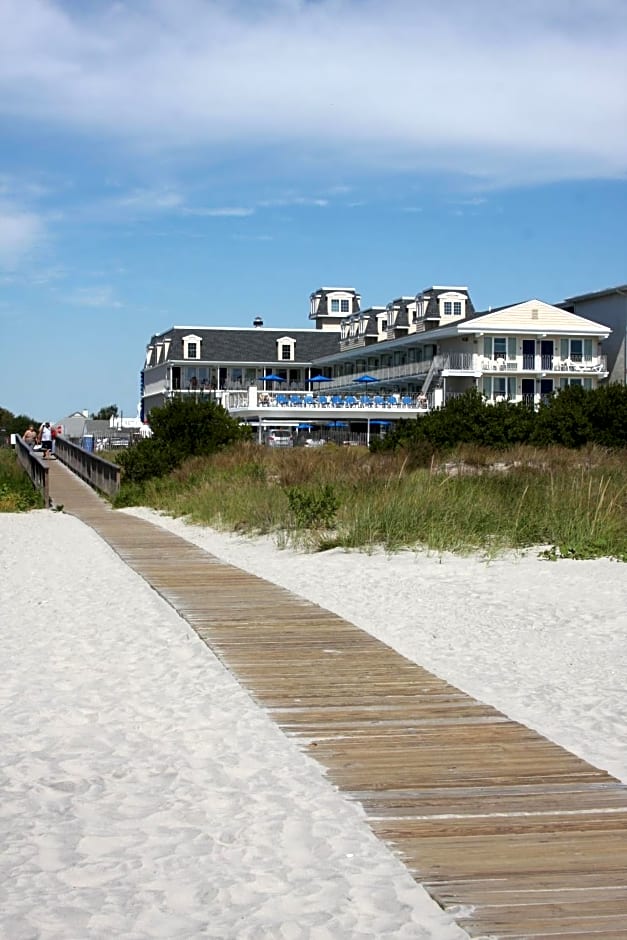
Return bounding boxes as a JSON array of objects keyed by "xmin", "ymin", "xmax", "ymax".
[{"xmin": 1, "ymin": 0, "xmax": 626, "ymax": 422}]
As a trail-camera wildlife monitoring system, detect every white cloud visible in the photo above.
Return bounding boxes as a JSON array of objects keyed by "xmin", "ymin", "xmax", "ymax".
[
  {"xmin": 67, "ymin": 285, "xmax": 123, "ymax": 308},
  {"xmin": 182, "ymin": 206, "xmax": 254, "ymax": 217},
  {"xmin": 0, "ymin": 206, "xmax": 45, "ymax": 268},
  {"xmin": 116, "ymin": 188, "xmax": 184, "ymax": 211},
  {"xmin": 0, "ymin": 1, "xmax": 626, "ymax": 186},
  {"xmin": 257, "ymin": 196, "xmax": 329, "ymax": 208}
]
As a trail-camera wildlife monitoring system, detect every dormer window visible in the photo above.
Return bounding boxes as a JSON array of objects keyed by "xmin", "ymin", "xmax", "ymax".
[
  {"xmin": 440, "ymin": 294, "xmax": 465, "ymax": 318},
  {"xmin": 182, "ymin": 334, "xmax": 202, "ymax": 359},
  {"xmin": 276, "ymin": 336, "xmax": 295, "ymax": 361}
]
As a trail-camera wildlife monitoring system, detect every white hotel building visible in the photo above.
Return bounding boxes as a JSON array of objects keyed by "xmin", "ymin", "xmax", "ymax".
[{"xmin": 141, "ymin": 284, "xmax": 615, "ymax": 439}]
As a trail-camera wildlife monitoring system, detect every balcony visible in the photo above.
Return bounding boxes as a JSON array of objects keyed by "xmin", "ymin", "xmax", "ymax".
[{"xmin": 478, "ymin": 354, "xmax": 607, "ymax": 376}]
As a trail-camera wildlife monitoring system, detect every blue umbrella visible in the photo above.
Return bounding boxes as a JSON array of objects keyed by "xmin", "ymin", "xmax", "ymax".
[
  {"xmin": 370, "ymin": 419, "xmax": 391, "ymax": 426},
  {"xmin": 263, "ymin": 373, "xmax": 285, "ymax": 382},
  {"xmin": 297, "ymin": 422, "xmax": 316, "ymax": 430},
  {"xmin": 326, "ymin": 420, "xmax": 349, "ymax": 428},
  {"xmin": 308, "ymin": 374, "xmax": 332, "ymax": 384},
  {"xmin": 354, "ymin": 374, "xmax": 378, "ymax": 384}
]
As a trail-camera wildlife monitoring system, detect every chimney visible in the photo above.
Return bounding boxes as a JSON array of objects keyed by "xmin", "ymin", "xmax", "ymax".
[{"xmin": 253, "ymin": 316, "xmax": 263, "ymax": 328}]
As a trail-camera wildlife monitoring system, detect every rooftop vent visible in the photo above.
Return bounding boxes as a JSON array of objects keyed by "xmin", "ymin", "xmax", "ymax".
[{"xmin": 253, "ymin": 316, "xmax": 264, "ymax": 328}]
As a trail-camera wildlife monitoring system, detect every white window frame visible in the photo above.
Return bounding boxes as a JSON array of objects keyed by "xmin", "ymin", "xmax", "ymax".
[
  {"xmin": 182, "ymin": 334, "xmax": 202, "ymax": 360},
  {"xmin": 276, "ymin": 336, "xmax": 295, "ymax": 362}
]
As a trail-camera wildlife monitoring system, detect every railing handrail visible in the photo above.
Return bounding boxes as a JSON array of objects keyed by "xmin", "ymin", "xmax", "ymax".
[
  {"xmin": 55, "ymin": 437, "xmax": 121, "ymax": 497},
  {"xmin": 14, "ymin": 435, "xmax": 50, "ymax": 507}
]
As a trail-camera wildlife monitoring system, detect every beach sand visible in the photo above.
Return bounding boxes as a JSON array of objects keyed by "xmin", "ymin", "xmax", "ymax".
[
  {"xmin": 2, "ymin": 507, "xmax": 626, "ymax": 938},
  {"xmin": 1, "ymin": 511, "xmax": 466, "ymax": 940}
]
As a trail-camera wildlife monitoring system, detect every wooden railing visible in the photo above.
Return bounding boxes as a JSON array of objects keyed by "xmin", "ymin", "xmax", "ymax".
[
  {"xmin": 14, "ymin": 435, "xmax": 49, "ymax": 506},
  {"xmin": 55, "ymin": 437, "xmax": 121, "ymax": 497}
]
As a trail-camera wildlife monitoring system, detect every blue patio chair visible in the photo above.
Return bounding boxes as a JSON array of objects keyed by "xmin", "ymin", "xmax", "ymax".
[
  {"xmin": 360, "ymin": 395, "xmax": 374, "ymax": 406},
  {"xmin": 289, "ymin": 395, "xmax": 304, "ymax": 406},
  {"xmin": 385, "ymin": 395, "xmax": 398, "ymax": 407},
  {"xmin": 331, "ymin": 395, "xmax": 344, "ymax": 407},
  {"xmin": 317, "ymin": 395, "xmax": 329, "ymax": 407},
  {"xmin": 344, "ymin": 395, "xmax": 358, "ymax": 407},
  {"xmin": 373, "ymin": 395, "xmax": 385, "ymax": 407},
  {"xmin": 304, "ymin": 394, "xmax": 315, "ymax": 406},
  {"xmin": 276, "ymin": 394, "xmax": 289, "ymax": 406},
  {"xmin": 401, "ymin": 396, "xmax": 412, "ymax": 407}
]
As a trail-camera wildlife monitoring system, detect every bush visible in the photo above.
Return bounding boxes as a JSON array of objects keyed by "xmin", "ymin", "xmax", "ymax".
[
  {"xmin": 531, "ymin": 385, "xmax": 593, "ymax": 448},
  {"xmin": 116, "ymin": 439, "xmax": 182, "ymax": 484},
  {"xmin": 377, "ymin": 385, "xmax": 627, "ymax": 453},
  {"xmin": 0, "ymin": 449, "xmax": 43, "ymax": 511},
  {"xmin": 285, "ymin": 484, "xmax": 339, "ymax": 529},
  {"xmin": 117, "ymin": 397, "xmax": 251, "ymax": 484}
]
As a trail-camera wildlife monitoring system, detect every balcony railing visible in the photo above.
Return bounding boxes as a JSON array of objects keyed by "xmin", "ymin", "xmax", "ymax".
[{"xmin": 162, "ymin": 352, "xmax": 608, "ymax": 402}]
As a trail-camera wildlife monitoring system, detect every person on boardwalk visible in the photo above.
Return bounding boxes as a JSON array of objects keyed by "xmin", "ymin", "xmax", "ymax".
[
  {"xmin": 23, "ymin": 426, "xmax": 37, "ymax": 447},
  {"xmin": 39, "ymin": 422, "xmax": 53, "ymax": 459}
]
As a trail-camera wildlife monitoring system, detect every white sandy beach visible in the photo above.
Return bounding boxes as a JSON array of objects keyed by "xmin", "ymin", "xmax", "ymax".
[
  {"xmin": 1, "ymin": 511, "xmax": 467, "ymax": 940},
  {"xmin": 2, "ymin": 508, "xmax": 626, "ymax": 939}
]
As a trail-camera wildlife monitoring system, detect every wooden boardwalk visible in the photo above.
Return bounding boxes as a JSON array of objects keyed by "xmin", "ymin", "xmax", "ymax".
[{"xmin": 49, "ymin": 461, "xmax": 627, "ymax": 939}]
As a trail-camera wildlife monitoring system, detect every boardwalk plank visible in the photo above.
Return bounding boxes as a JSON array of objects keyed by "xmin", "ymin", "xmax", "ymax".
[{"xmin": 49, "ymin": 461, "xmax": 627, "ymax": 938}]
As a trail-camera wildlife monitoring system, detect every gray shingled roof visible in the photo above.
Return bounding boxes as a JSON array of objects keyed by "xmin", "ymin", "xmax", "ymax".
[{"xmin": 150, "ymin": 328, "xmax": 339, "ymax": 364}]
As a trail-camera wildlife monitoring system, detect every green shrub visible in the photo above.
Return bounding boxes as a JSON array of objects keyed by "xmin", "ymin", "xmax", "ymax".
[
  {"xmin": 377, "ymin": 385, "xmax": 627, "ymax": 453},
  {"xmin": 0, "ymin": 450, "xmax": 43, "ymax": 511},
  {"xmin": 117, "ymin": 397, "xmax": 251, "ymax": 483},
  {"xmin": 116, "ymin": 439, "xmax": 182, "ymax": 484},
  {"xmin": 285, "ymin": 483, "xmax": 339, "ymax": 529}
]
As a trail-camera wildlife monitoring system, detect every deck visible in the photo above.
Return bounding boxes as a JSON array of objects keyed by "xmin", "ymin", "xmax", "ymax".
[{"xmin": 48, "ymin": 460, "xmax": 627, "ymax": 938}]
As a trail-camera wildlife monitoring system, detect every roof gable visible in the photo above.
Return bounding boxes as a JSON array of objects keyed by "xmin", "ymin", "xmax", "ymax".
[{"xmin": 459, "ymin": 299, "xmax": 611, "ymax": 335}]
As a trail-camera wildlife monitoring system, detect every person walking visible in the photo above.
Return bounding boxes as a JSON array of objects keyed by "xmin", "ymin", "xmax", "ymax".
[
  {"xmin": 39, "ymin": 422, "xmax": 53, "ymax": 459},
  {"xmin": 23, "ymin": 426, "xmax": 37, "ymax": 447}
]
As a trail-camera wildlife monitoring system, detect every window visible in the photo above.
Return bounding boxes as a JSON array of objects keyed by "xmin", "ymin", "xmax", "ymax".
[
  {"xmin": 340, "ymin": 299, "xmax": 350, "ymax": 313},
  {"xmin": 331, "ymin": 299, "xmax": 340, "ymax": 312},
  {"xmin": 444, "ymin": 301, "xmax": 452, "ymax": 315},
  {"xmin": 453, "ymin": 301, "xmax": 462, "ymax": 316},
  {"xmin": 570, "ymin": 339, "xmax": 583, "ymax": 363},
  {"xmin": 182, "ymin": 334, "xmax": 202, "ymax": 360},
  {"xmin": 276, "ymin": 336, "xmax": 295, "ymax": 361},
  {"xmin": 493, "ymin": 338, "xmax": 507, "ymax": 358}
]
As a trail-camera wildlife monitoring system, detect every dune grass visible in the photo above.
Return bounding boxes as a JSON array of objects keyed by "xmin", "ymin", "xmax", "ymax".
[
  {"xmin": 0, "ymin": 448, "xmax": 44, "ymax": 512},
  {"xmin": 114, "ymin": 442, "xmax": 627, "ymax": 560}
]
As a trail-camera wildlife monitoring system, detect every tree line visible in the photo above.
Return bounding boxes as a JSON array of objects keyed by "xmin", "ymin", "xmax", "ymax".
[{"xmin": 371, "ymin": 385, "xmax": 627, "ymax": 455}]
